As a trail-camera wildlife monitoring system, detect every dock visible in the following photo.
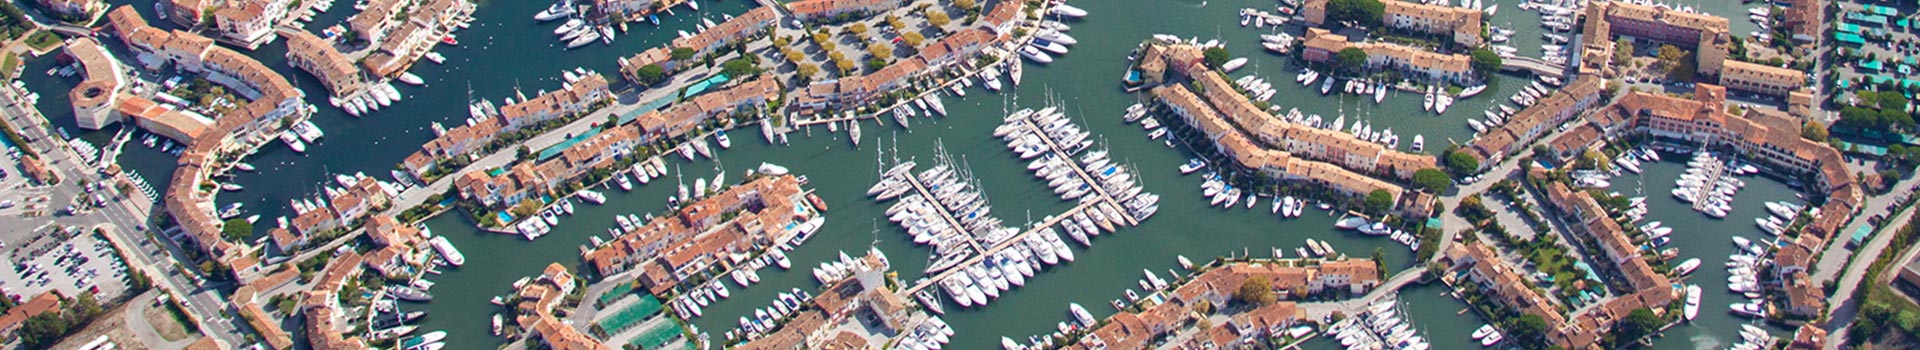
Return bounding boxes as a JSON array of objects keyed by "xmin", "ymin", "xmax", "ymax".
[
  {"xmin": 894, "ymin": 169, "xmax": 986, "ymax": 254},
  {"xmin": 896, "ymin": 109, "xmax": 1147, "ymax": 298}
]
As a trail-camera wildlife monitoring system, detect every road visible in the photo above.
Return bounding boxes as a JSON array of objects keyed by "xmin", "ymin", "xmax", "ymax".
[
  {"xmin": 0, "ymin": 69, "xmax": 249, "ymax": 345},
  {"xmin": 1811, "ymin": 169, "xmax": 1920, "ymax": 284},
  {"xmin": 1820, "ymin": 199, "xmax": 1916, "ymax": 350}
]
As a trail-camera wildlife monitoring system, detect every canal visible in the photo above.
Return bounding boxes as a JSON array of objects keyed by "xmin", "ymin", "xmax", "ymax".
[{"xmin": 11, "ymin": 0, "xmax": 1787, "ymax": 349}]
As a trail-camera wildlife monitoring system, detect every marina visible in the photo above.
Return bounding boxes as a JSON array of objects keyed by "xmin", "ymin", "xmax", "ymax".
[{"xmin": 11, "ymin": 0, "xmax": 1818, "ymax": 349}]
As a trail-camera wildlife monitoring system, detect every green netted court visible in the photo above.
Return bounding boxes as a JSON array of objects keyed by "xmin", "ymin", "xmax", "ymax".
[
  {"xmin": 596, "ymin": 294, "xmax": 663, "ymax": 334},
  {"xmin": 627, "ymin": 319, "xmax": 686, "ymax": 350},
  {"xmin": 598, "ymin": 282, "xmax": 635, "ymax": 305}
]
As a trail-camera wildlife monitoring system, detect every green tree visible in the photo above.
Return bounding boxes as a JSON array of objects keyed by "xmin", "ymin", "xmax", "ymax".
[
  {"xmin": 1876, "ymin": 90, "xmax": 1909, "ymax": 111},
  {"xmin": 1445, "ymin": 151, "xmax": 1481, "ymax": 174},
  {"xmin": 1412, "ymin": 168, "xmax": 1451, "ymax": 193},
  {"xmin": 670, "ymin": 47, "xmax": 696, "ymax": 60},
  {"xmin": 1334, "ymin": 47, "xmax": 1368, "ymax": 75},
  {"xmin": 1326, "ymin": 0, "xmax": 1386, "ymax": 24},
  {"xmin": 1839, "ymin": 106, "xmax": 1881, "ymax": 129},
  {"xmin": 1365, "ymin": 190, "xmax": 1395, "ymax": 214},
  {"xmin": 1469, "ymin": 48, "xmax": 1503, "ymax": 74},
  {"xmin": 1617, "ymin": 308, "xmax": 1662, "ymax": 344},
  {"xmin": 1203, "ymin": 46, "xmax": 1231, "ymax": 69},
  {"xmin": 1881, "ymin": 109, "xmax": 1915, "ymax": 130},
  {"xmin": 516, "ymin": 145, "xmax": 532, "ymax": 160},
  {"xmin": 1233, "ymin": 276, "xmax": 1277, "ymax": 306},
  {"xmin": 1613, "ymin": 38, "xmax": 1633, "ymax": 63},
  {"xmin": 721, "ymin": 58, "xmax": 759, "ymax": 77},
  {"xmin": 632, "ymin": 64, "xmax": 666, "ymax": 85},
  {"xmin": 1802, "ymin": 121, "xmax": 1829, "ymax": 142},
  {"xmin": 221, "ymin": 219, "xmax": 253, "ymax": 241},
  {"xmin": 1509, "ymin": 314, "xmax": 1550, "ymax": 349}
]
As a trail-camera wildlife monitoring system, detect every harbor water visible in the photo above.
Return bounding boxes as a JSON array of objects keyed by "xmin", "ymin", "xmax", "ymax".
[{"xmin": 12, "ymin": 0, "xmax": 1792, "ymax": 349}]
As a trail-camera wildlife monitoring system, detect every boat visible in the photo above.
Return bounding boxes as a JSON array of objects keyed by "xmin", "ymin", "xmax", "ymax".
[
  {"xmin": 390, "ymin": 286, "xmax": 433, "ymax": 302},
  {"xmin": 553, "ymin": 18, "xmax": 584, "ymax": 35},
  {"xmin": 397, "ymin": 72, "xmax": 425, "ymax": 86},
  {"xmin": 716, "ymin": 132, "xmax": 732, "ymax": 149},
  {"xmin": 1221, "ymin": 57, "xmax": 1249, "ymax": 72},
  {"xmin": 1178, "ymin": 158, "xmax": 1205, "ymax": 174},
  {"xmin": 429, "ymin": 236, "xmax": 465, "ymax": 267},
  {"xmin": 220, "ymin": 183, "xmax": 244, "ymax": 192},
  {"xmin": 1049, "ymin": 4, "xmax": 1088, "ymax": 18},
  {"xmin": 567, "ymin": 30, "xmax": 601, "ymax": 49},
  {"xmin": 1472, "ymin": 325, "xmax": 1496, "ymax": 340},
  {"xmin": 1335, "ymin": 216, "xmax": 1368, "ymax": 230},
  {"xmin": 1683, "ymin": 285, "xmax": 1701, "ymax": 321},
  {"xmin": 1320, "ymin": 78, "xmax": 1334, "ymax": 95},
  {"xmin": 1069, "ymin": 303, "xmax": 1096, "ymax": 327},
  {"xmin": 1020, "ymin": 46, "xmax": 1054, "ymax": 64},
  {"xmin": 424, "ymin": 52, "xmax": 446, "ymax": 64},
  {"xmin": 1672, "ymin": 258, "xmax": 1700, "ymax": 276},
  {"xmin": 1374, "ymin": 83, "xmax": 1387, "ymax": 103},
  {"xmin": 1459, "ymin": 85, "xmax": 1487, "ymax": 98},
  {"xmin": 1032, "ymin": 39, "xmax": 1070, "ymax": 55},
  {"xmin": 534, "ymin": 1, "xmax": 574, "ymax": 21}
]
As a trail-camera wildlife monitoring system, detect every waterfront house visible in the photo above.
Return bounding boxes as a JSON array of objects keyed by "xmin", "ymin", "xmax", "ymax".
[
  {"xmin": 65, "ymin": 38, "xmax": 127, "ymax": 131},
  {"xmin": 210, "ymin": 0, "xmax": 291, "ymax": 49},
  {"xmin": 618, "ymin": 47, "xmax": 677, "ymax": 83},
  {"xmin": 977, "ymin": 0, "xmax": 1024, "ymax": 38},
  {"xmin": 283, "ymin": 30, "xmax": 369, "ymax": 99},
  {"xmin": 33, "ymin": 0, "xmax": 106, "ymax": 22},
  {"xmin": 113, "ymin": 94, "xmax": 214, "ymax": 145},
  {"xmin": 1465, "ymin": 75, "xmax": 1603, "ymax": 168},
  {"xmin": 348, "ymin": 0, "xmax": 410, "ymax": 44},
  {"xmin": 291, "ymin": 206, "xmax": 340, "ymax": 236},
  {"xmin": 586, "ymin": 175, "xmax": 809, "ymax": 282},
  {"xmin": 784, "ymin": 0, "xmax": 903, "ymax": 23},
  {"xmin": 402, "ymin": 117, "xmax": 505, "ymax": 178},
  {"xmin": 1302, "ymin": 0, "xmax": 1482, "ymax": 47},
  {"xmin": 501, "ymin": 73, "xmax": 612, "ymax": 133},
  {"xmin": 635, "ymin": 75, "xmax": 777, "ymax": 140},
  {"xmin": 1301, "ymin": 28, "xmax": 1476, "ymax": 84},
  {"xmin": 672, "ymin": 7, "xmax": 776, "ymax": 57},
  {"xmin": 1585, "ymin": 1, "xmax": 1731, "ymax": 76}
]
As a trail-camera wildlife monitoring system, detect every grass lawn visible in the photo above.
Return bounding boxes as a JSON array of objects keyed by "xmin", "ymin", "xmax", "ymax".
[
  {"xmin": 0, "ymin": 52, "xmax": 15, "ymax": 80},
  {"xmin": 25, "ymin": 30, "xmax": 59, "ymax": 51}
]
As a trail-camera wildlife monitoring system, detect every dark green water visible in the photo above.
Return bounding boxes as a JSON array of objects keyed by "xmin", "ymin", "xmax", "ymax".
[{"xmin": 12, "ymin": 0, "xmax": 1786, "ymax": 349}]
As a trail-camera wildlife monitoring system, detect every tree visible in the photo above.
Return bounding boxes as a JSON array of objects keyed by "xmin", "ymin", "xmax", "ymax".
[
  {"xmin": 1334, "ymin": 48, "xmax": 1368, "ymax": 75},
  {"xmin": 1613, "ymin": 38, "xmax": 1633, "ymax": 64},
  {"xmin": 886, "ymin": 15, "xmax": 905, "ymax": 31},
  {"xmin": 516, "ymin": 145, "xmax": 532, "ymax": 161},
  {"xmin": 835, "ymin": 56, "xmax": 856, "ymax": 73},
  {"xmin": 1656, "ymin": 44, "xmax": 1687, "ymax": 65},
  {"xmin": 1469, "ymin": 48, "xmax": 1503, "ymax": 74},
  {"xmin": 772, "ymin": 36, "xmax": 790, "ymax": 48},
  {"xmin": 797, "ymin": 63, "xmax": 820, "ymax": 79},
  {"xmin": 1802, "ymin": 121, "xmax": 1829, "ymax": 142},
  {"xmin": 721, "ymin": 58, "xmax": 759, "ymax": 77},
  {"xmin": 784, "ymin": 49, "xmax": 804, "ymax": 63},
  {"xmin": 903, "ymin": 32, "xmax": 925, "ymax": 47},
  {"xmin": 1509, "ymin": 314, "xmax": 1550, "ymax": 349},
  {"xmin": 1326, "ymin": 0, "xmax": 1386, "ymax": 24},
  {"xmin": 868, "ymin": 44, "xmax": 893, "ymax": 59},
  {"xmin": 927, "ymin": 11, "xmax": 951, "ymax": 27},
  {"xmin": 1445, "ymin": 151, "xmax": 1480, "ymax": 175},
  {"xmin": 1882, "ymin": 109, "xmax": 1915, "ymax": 130},
  {"xmin": 811, "ymin": 32, "xmax": 830, "ymax": 44},
  {"xmin": 1365, "ymin": 190, "xmax": 1395, "ymax": 214},
  {"xmin": 1233, "ymin": 276, "xmax": 1277, "ymax": 306},
  {"xmin": 1203, "ymin": 46, "xmax": 1231, "ymax": 69},
  {"xmin": 1617, "ymin": 308, "xmax": 1662, "ymax": 344},
  {"xmin": 956, "ymin": 0, "xmax": 977, "ymax": 9},
  {"xmin": 847, "ymin": 23, "xmax": 868, "ymax": 39},
  {"xmin": 632, "ymin": 64, "xmax": 666, "ymax": 85},
  {"xmin": 671, "ymin": 47, "xmax": 696, "ymax": 60},
  {"xmin": 221, "ymin": 219, "xmax": 253, "ymax": 241},
  {"xmin": 1413, "ymin": 168, "xmax": 1451, "ymax": 193},
  {"xmin": 1876, "ymin": 90, "xmax": 1909, "ymax": 111},
  {"xmin": 1839, "ymin": 106, "xmax": 1881, "ymax": 129}
]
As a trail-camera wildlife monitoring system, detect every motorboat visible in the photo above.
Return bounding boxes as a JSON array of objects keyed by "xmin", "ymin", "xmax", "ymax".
[
  {"xmin": 534, "ymin": 1, "xmax": 574, "ymax": 21},
  {"xmin": 1019, "ymin": 46, "xmax": 1054, "ymax": 64},
  {"xmin": 1221, "ymin": 57, "xmax": 1249, "ymax": 72},
  {"xmin": 1049, "ymin": 4, "xmax": 1088, "ymax": 18},
  {"xmin": 553, "ymin": 18, "xmax": 584, "ymax": 35}
]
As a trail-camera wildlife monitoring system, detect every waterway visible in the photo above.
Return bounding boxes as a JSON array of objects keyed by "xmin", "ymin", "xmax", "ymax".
[{"xmin": 11, "ymin": 0, "xmax": 1785, "ymax": 349}]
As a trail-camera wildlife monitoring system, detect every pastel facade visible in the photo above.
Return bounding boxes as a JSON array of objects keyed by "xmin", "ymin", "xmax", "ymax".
[
  {"xmin": 1303, "ymin": 0, "xmax": 1483, "ymax": 47},
  {"xmin": 785, "ymin": 0, "xmax": 903, "ymax": 22},
  {"xmin": 1301, "ymin": 28, "xmax": 1476, "ymax": 84},
  {"xmin": 282, "ymin": 30, "xmax": 369, "ymax": 98}
]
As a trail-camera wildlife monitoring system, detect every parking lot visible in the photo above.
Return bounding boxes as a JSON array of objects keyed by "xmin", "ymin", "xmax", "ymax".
[{"xmin": 0, "ymin": 227, "xmax": 132, "ymax": 302}]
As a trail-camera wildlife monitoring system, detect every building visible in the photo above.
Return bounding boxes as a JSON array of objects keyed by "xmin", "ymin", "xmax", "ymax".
[
  {"xmin": 1066, "ymin": 260, "xmax": 1344, "ymax": 350},
  {"xmin": 1718, "ymin": 60, "xmax": 1807, "ymax": 98},
  {"xmin": 282, "ymin": 30, "xmax": 369, "ymax": 98},
  {"xmin": 1898, "ymin": 248, "xmax": 1920, "ymax": 296},
  {"xmin": 0, "ymin": 292, "xmax": 62, "ymax": 335},
  {"xmin": 671, "ymin": 7, "xmax": 776, "ymax": 57},
  {"xmin": 210, "ymin": 0, "xmax": 293, "ymax": 49},
  {"xmin": 1778, "ymin": 0, "xmax": 1821, "ymax": 42},
  {"xmin": 1301, "ymin": 28, "xmax": 1477, "ymax": 84},
  {"xmin": 454, "ymin": 124, "xmax": 638, "ymax": 209},
  {"xmin": 501, "ymin": 73, "xmax": 613, "ymax": 132},
  {"xmin": 1302, "ymin": 0, "xmax": 1482, "ymax": 47},
  {"xmin": 635, "ymin": 75, "xmax": 778, "ymax": 140},
  {"xmin": 34, "ymin": 0, "xmax": 106, "ymax": 22},
  {"xmin": 160, "ymin": 0, "xmax": 207, "ymax": 26},
  {"xmin": 65, "ymin": 38, "xmax": 126, "ymax": 131},
  {"xmin": 1464, "ymin": 75, "xmax": 1604, "ymax": 168},
  {"xmin": 582, "ymin": 174, "xmax": 815, "ymax": 284},
  {"xmin": 785, "ymin": 0, "xmax": 903, "ymax": 23},
  {"xmin": 1586, "ymin": 1, "xmax": 1731, "ymax": 77},
  {"xmin": 348, "ymin": 0, "xmax": 411, "ymax": 44},
  {"xmin": 401, "ymin": 117, "xmax": 504, "ymax": 178}
]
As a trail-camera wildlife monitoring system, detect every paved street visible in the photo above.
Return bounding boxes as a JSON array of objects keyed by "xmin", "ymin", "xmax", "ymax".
[
  {"xmin": 1811, "ymin": 169, "xmax": 1920, "ymax": 284},
  {"xmin": 1821, "ymin": 196, "xmax": 1917, "ymax": 350}
]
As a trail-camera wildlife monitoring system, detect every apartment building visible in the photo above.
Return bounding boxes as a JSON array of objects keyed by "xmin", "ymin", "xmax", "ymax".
[
  {"xmin": 210, "ymin": 0, "xmax": 292, "ymax": 49},
  {"xmin": 501, "ymin": 73, "xmax": 613, "ymax": 132},
  {"xmin": 1718, "ymin": 60, "xmax": 1807, "ymax": 97},
  {"xmin": 66, "ymin": 38, "xmax": 125, "ymax": 131},
  {"xmin": 1587, "ymin": 1, "xmax": 1731, "ymax": 76},
  {"xmin": 1302, "ymin": 0, "xmax": 1483, "ymax": 47},
  {"xmin": 785, "ymin": 0, "xmax": 903, "ymax": 22},
  {"xmin": 283, "ymin": 30, "xmax": 368, "ymax": 98}
]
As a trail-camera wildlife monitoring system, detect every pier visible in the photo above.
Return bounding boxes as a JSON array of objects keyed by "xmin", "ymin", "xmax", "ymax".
[
  {"xmin": 1499, "ymin": 56, "xmax": 1567, "ymax": 79},
  {"xmin": 894, "ymin": 169, "xmax": 987, "ymax": 254},
  {"xmin": 896, "ymin": 109, "xmax": 1146, "ymax": 297}
]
